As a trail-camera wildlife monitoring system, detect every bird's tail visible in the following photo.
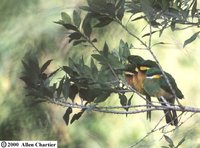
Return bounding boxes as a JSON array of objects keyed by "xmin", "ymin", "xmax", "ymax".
[
  {"xmin": 159, "ymin": 97, "xmax": 178, "ymax": 126},
  {"xmin": 146, "ymin": 95, "xmax": 151, "ymax": 121}
]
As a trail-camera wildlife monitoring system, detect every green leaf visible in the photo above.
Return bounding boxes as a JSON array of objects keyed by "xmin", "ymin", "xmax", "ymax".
[
  {"xmin": 119, "ymin": 40, "xmax": 131, "ymax": 60},
  {"xmin": 54, "ymin": 20, "xmax": 65, "ymax": 25},
  {"xmin": 82, "ymin": 13, "xmax": 92, "ymax": 38},
  {"xmin": 92, "ymin": 54, "xmax": 106, "ymax": 64},
  {"xmin": 183, "ymin": 31, "xmax": 200, "ymax": 48},
  {"xmin": 63, "ymin": 107, "xmax": 72, "ymax": 125},
  {"xmin": 90, "ymin": 59, "xmax": 98, "ymax": 77},
  {"xmin": 61, "ymin": 12, "xmax": 71, "ymax": 24},
  {"xmin": 40, "ymin": 59, "xmax": 53, "ymax": 73},
  {"xmin": 176, "ymin": 137, "xmax": 185, "ymax": 147},
  {"xmin": 63, "ymin": 77, "xmax": 70, "ymax": 99},
  {"xmin": 164, "ymin": 135, "xmax": 174, "ymax": 146},
  {"xmin": 73, "ymin": 10, "xmax": 81, "ymax": 27},
  {"xmin": 57, "ymin": 77, "xmax": 65, "ymax": 98},
  {"xmin": 70, "ymin": 109, "xmax": 85, "ymax": 124},
  {"xmin": 103, "ymin": 42, "xmax": 109, "ymax": 57}
]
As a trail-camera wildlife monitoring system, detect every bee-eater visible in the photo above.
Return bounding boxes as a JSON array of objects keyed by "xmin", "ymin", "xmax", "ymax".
[
  {"xmin": 143, "ymin": 67, "xmax": 184, "ymax": 126},
  {"xmin": 125, "ymin": 55, "xmax": 153, "ymax": 120}
]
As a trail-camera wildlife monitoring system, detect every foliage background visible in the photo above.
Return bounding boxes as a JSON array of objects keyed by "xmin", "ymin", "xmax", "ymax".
[{"xmin": 1, "ymin": 0, "xmax": 200, "ymax": 147}]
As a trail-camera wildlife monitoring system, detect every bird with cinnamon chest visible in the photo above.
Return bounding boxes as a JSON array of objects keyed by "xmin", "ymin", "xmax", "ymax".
[
  {"xmin": 125, "ymin": 55, "xmax": 153, "ymax": 120},
  {"xmin": 143, "ymin": 67, "xmax": 184, "ymax": 126}
]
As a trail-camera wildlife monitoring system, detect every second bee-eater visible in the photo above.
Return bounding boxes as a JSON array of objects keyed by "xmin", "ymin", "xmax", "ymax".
[{"xmin": 143, "ymin": 67, "xmax": 184, "ymax": 126}]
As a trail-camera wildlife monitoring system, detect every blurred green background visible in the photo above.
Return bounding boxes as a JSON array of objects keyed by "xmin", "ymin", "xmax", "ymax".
[{"xmin": 1, "ymin": 0, "xmax": 200, "ymax": 147}]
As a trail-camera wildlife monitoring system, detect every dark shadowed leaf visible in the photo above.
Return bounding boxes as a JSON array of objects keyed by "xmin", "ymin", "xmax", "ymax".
[
  {"xmin": 79, "ymin": 88, "xmax": 97, "ymax": 102},
  {"xmin": 164, "ymin": 135, "xmax": 174, "ymax": 146},
  {"xmin": 40, "ymin": 59, "xmax": 53, "ymax": 73},
  {"xmin": 62, "ymin": 66, "xmax": 74, "ymax": 76},
  {"xmin": 69, "ymin": 32, "xmax": 82, "ymax": 42},
  {"xmin": 170, "ymin": 20, "xmax": 176, "ymax": 31},
  {"xmin": 73, "ymin": 40, "xmax": 87, "ymax": 46},
  {"xmin": 70, "ymin": 109, "xmax": 85, "ymax": 124},
  {"xmin": 92, "ymin": 38, "xmax": 97, "ymax": 42},
  {"xmin": 116, "ymin": 0, "xmax": 125, "ymax": 20},
  {"xmin": 142, "ymin": 31, "xmax": 158, "ymax": 38},
  {"xmin": 48, "ymin": 68, "xmax": 60, "ymax": 78},
  {"xmin": 191, "ymin": 0, "xmax": 197, "ymax": 18},
  {"xmin": 128, "ymin": 94, "xmax": 133, "ymax": 106},
  {"xmin": 73, "ymin": 10, "xmax": 81, "ymax": 27},
  {"xmin": 61, "ymin": 12, "xmax": 71, "ymax": 24},
  {"xmin": 63, "ymin": 24, "xmax": 78, "ymax": 31},
  {"xmin": 183, "ymin": 31, "xmax": 200, "ymax": 48},
  {"xmin": 69, "ymin": 84, "xmax": 79, "ymax": 102},
  {"xmin": 94, "ymin": 92, "xmax": 110, "ymax": 103},
  {"xmin": 119, "ymin": 94, "xmax": 127, "ymax": 106},
  {"xmin": 63, "ymin": 107, "xmax": 73, "ymax": 125}
]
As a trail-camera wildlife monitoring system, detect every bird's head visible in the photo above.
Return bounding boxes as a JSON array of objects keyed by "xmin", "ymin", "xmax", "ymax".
[
  {"xmin": 124, "ymin": 64, "xmax": 138, "ymax": 77},
  {"xmin": 138, "ymin": 60, "xmax": 158, "ymax": 73},
  {"xmin": 127, "ymin": 55, "xmax": 144, "ymax": 66},
  {"xmin": 145, "ymin": 67, "xmax": 163, "ymax": 79}
]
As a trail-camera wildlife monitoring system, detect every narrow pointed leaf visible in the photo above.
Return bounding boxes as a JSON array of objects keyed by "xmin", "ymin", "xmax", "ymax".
[
  {"xmin": 183, "ymin": 31, "xmax": 200, "ymax": 48},
  {"xmin": 63, "ymin": 77, "xmax": 70, "ymax": 99},
  {"xmin": 164, "ymin": 135, "xmax": 174, "ymax": 146},
  {"xmin": 40, "ymin": 59, "xmax": 53, "ymax": 73},
  {"xmin": 103, "ymin": 42, "xmax": 109, "ymax": 57},
  {"xmin": 176, "ymin": 137, "xmax": 185, "ymax": 147},
  {"xmin": 70, "ymin": 109, "xmax": 85, "ymax": 124}
]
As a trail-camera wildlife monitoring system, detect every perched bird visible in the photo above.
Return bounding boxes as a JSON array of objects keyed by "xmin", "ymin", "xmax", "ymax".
[
  {"xmin": 143, "ymin": 67, "xmax": 184, "ymax": 126},
  {"xmin": 135, "ymin": 59, "xmax": 159, "ymax": 120},
  {"xmin": 125, "ymin": 55, "xmax": 152, "ymax": 120}
]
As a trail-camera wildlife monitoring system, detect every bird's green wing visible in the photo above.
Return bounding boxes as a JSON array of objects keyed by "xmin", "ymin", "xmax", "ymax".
[{"xmin": 160, "ymin": 72, "xmax": 184, "ymax": 99}]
